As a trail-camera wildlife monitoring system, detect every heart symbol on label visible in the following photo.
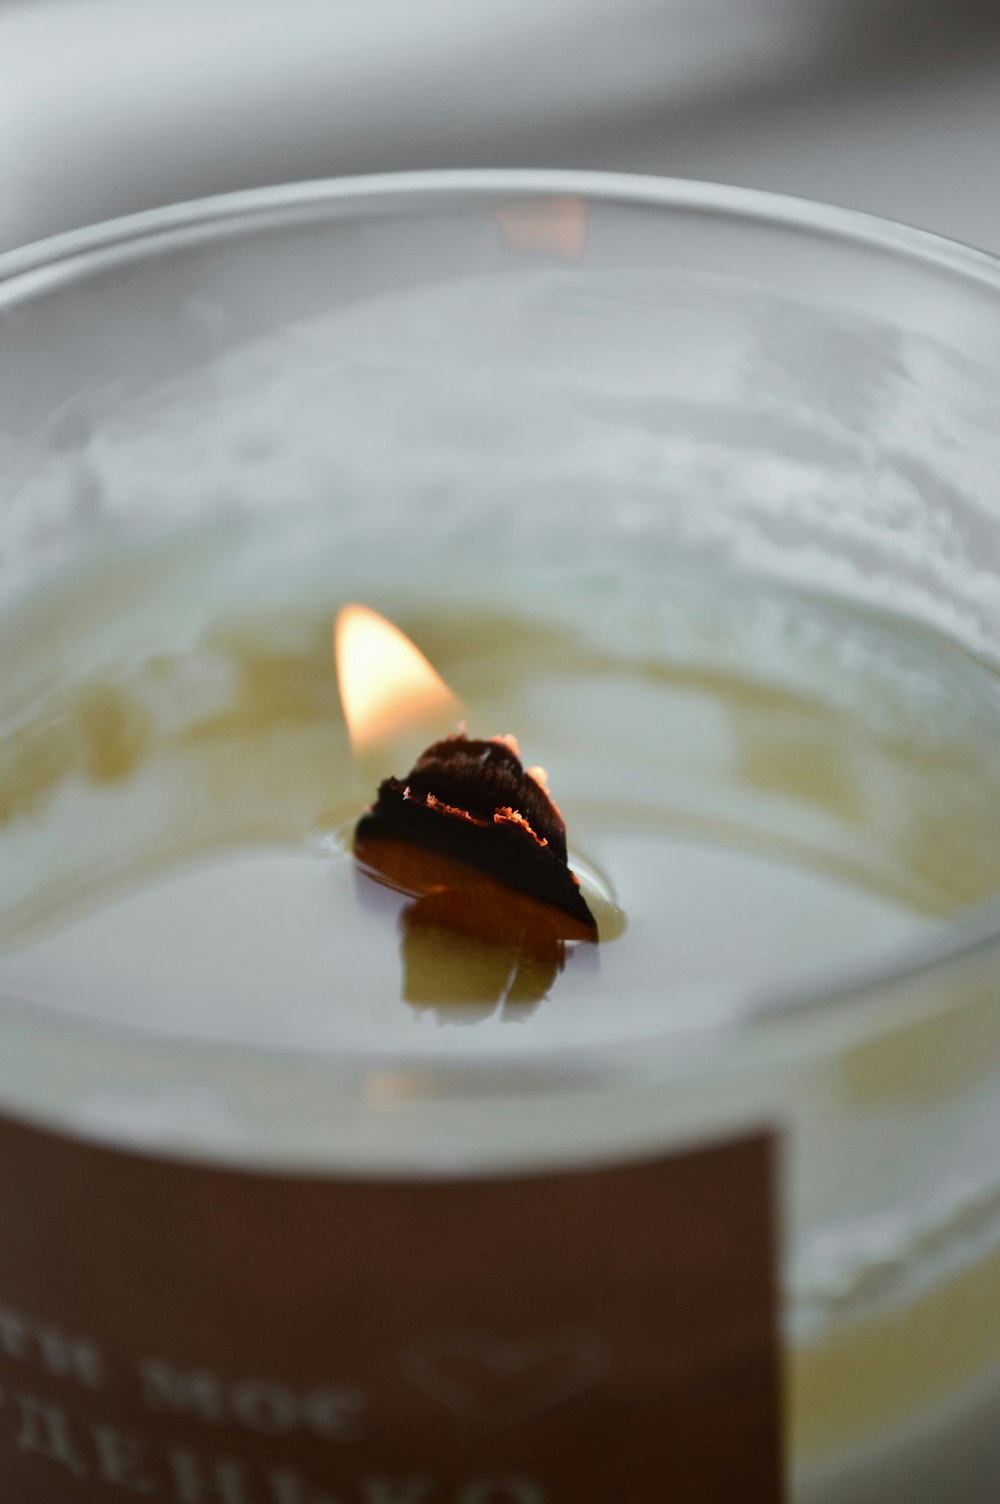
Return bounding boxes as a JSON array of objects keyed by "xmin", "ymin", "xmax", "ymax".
[{"xmin": 400, "ymin": 1328, "xmax": 608, "ymax": 1431}]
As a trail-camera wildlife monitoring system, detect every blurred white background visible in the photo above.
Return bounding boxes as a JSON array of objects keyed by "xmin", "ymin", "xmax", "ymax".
[{"xmin": 1, "ymin": 0, "xmax": 998, "ymax": 254}]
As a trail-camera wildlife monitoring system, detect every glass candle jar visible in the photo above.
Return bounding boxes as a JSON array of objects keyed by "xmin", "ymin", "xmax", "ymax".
[{"xmin": 1, "ymin": 172, "xmax": 1000, "ymax": 1504}]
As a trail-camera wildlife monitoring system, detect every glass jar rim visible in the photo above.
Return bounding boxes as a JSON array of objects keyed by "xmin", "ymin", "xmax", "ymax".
[{"xmin": 3, "ymin": 167, "xmax": 1000, "ymax": 308}]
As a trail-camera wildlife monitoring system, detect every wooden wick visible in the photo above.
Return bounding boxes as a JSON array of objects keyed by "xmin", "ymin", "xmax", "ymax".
[{"xmin": 354, "ymin": 733, "xmax": 596, "ymax": 931}]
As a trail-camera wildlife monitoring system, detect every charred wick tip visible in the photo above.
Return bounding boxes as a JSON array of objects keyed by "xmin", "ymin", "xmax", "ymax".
[{"xmin": 354, "ymin": 734, "xmax": 596, "ymax": 929}]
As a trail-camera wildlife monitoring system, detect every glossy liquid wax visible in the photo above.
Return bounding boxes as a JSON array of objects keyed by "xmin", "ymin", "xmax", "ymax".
[{"xmin": 1, "ymin": 562, "xmax": 1000, "ymax": 1055}]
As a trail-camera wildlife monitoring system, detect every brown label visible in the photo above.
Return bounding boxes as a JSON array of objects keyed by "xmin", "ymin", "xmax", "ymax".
[{"xmin": 0, "ymin": 1110, "xmax": 782, "ymax": 1503}]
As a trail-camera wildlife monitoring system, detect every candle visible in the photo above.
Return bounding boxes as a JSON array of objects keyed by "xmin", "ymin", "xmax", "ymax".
[
  {"xmin": 1, "ymin": 172, "xmax": 1000, "ymax": 1504},
  {"xmin": 2, "ymin": 554, "xmax": 1000, "ymax": 1499}
]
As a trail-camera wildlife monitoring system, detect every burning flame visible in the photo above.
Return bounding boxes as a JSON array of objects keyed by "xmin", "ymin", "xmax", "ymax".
[{"xmin": 335, "ymin": 604, "xmax": 457, "ymax": 753}]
